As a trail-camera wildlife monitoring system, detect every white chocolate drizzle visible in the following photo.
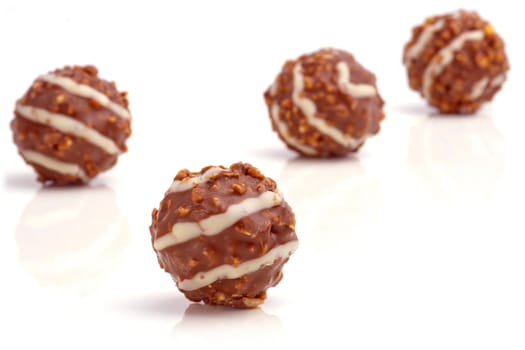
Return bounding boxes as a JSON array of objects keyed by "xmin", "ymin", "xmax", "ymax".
[
  {"xmin": 271, "ymin": 103, "xmax": 318, "ymax": 156},
  {"xmin": 335, "ymin": 62, "xmax": 377, "ymax": 98},
  {"xmin": 167, "ymin": 167, "xmax": 225, "ymax": 194},
  {"xmin": 469, "ymin": 73, "xmax": 507, "ymax": 100},
  {"xmin": 154, "ymin": 191, "xmax": 283, "ymax": 250},
  {"xmin": 20, "ymin": 150, "xmax": 89, "ymax": 182},
  {"xmin": 404, "ymin": 19, "xmax": 446, "ymax": 66},
  {"xmin": 292, "ymin": 63, "xmax": 367, "ymax": 149},
  {"xmin": 269, "ymin": 79, "xmax": 279, "ymax": 97},
  {"xmin": 422, "ymin": 30, "xmax": 485, "ymax": 99},
  {"xmin": 178, "ymin": 240, "xmax": 299, "ymax": 291},
  {"xmin": 15, "ymin": 104, "xmax": 120, "ymax": 155},
  {"xmin": 490, "ymin": 73, "xmax": 506, "ymax": 87},
  {"xmin": 38, "ymin": 74, "xmax": 131, "ymax": 120},
  {"xmin": 470, "ymin": 77, "xmax": 489, "ymax": 100}
]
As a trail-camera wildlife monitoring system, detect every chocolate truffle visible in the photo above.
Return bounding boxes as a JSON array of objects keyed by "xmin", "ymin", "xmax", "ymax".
[
  {"xmin": 11, "ymin": 65, "xmax": 132, "ymax": 185},
  {"xmin": 150, "ymin": 162, "xmax": 298, "ymax": 309},
  {"xmin": 403, "ymin": 10, "xmax": 509, "ymax": 114},
  {"xmin": 264, "ymin": 48, "xmax": 385, "ymax": 157}
]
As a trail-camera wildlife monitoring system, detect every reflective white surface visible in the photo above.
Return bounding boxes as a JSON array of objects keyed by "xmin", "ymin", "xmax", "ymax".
[
  {"xmin": 1, "ymin": 1, "xmax": 524, "ymax": 349},
  {"xmin": 15, "ymin": 186, "xmax": 131, "ymax": 295}
]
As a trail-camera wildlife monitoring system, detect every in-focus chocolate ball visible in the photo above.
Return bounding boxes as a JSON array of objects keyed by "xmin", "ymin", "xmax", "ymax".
[
  {"xmin": 11, "ymin": 65, "xmax": 132, "ymax": 185},
  {"xmin": 150, "ymin": 162, "xmax": 298, "ymax": 309},
  {"xmin": 403, "ymin": 10, "xmax": 509, "ymax": 114},
  {"xmin": 264, "ymin": 48, "xmax": 385, "ymax": 157}
]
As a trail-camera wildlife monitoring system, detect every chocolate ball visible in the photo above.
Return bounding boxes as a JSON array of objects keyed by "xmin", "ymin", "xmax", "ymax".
[
  {"xmin": 403, "ymin": 10, "xmax": 509, "ymax": 114},
  {"xmin": 264, "ymin": 48, "xmax": 385, "ymax": 157},
  {"xmin": 150, "ymin": 162, "xmax": 298, "ymax": 309},
  {"xmin": 11, "ymin": 65, "xmax": 132, "ymax": 185}
]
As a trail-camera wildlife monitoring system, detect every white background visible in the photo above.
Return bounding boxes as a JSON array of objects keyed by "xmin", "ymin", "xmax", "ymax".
[{"xmin": 1, "ymin": 1, "xmax": 524, "ymax": 349}]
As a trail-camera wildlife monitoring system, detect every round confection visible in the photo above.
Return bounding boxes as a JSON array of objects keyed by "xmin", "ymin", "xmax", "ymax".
[
  {"xmin": 264, "ymin": 48, "xmax": 385, "ymax": 157},
  {"xmin": 403, "ymin": 10, "xmax": 509, "ymax": 114},
  {"xmin": 11, "ymin": 65, "xmax": 132, "ymax": 185},
  {"xmin": 149, "ymin": 162, "xmax": 298, "ymax": 309}
]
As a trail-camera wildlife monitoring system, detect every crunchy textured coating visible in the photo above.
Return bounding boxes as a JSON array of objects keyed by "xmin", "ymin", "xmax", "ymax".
[
  {"xmin": 12, "ymin": 119, "xmax": 117, "ymax": 182},
  {"xmin": 184, "ymin": 263, "xmax": 286, "ymax": 308},
  {"xmin": 150, "ymin": 162, "xmax": 297, "ymax": 308},
  {"xmin": 11, "ymin": 65, "xmax": 132, "ymax": 185},
  {"xmin": 264, "ymin": 48, "xmax": 385, "ymax": 157},
  {"xmin": 403, "ymin": 10, "xmax": 509, "ymax": 114}
]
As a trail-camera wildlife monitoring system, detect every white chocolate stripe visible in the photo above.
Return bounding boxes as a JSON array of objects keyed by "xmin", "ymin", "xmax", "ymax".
[
  {"xmin": 20, "ymin": 150, "xmax": 89, "ymax": 182},
  {"xmin": 16, "ymin": 104, "xmax": 120, "ymax": 155},
  {"xmin": 336, "ymin": 62, "xmax": 377, "ymax": 98},
  {"xmin": 269, "ymin": 80, "xmax": 279, "ymax": 97},
  {"xmin": 154, "ymin": 191, "xmax": 283, "ymax": 250},
  {"xmin": 490, "ymin": 73, "xmax": 506, "ymax": 87},
  {"xmin": 167, "ymin": 167, "xmax": 225, "ymax": 194},
  {"xmin": 423, "ymin": 30, "xmax": 485, "ymax": 99},
  {"xmin": 292, "ymin": 63, "xmax": 365, "ymax": 149},
  {"xmin": 470, "ymin": 77, "xmax": 489, "ymax": 100},
  {"xmin": 404, "ymin": 19, "xmax": 446, "ymax": 65},
  {"xmin": 38, "ymin": 74, "xmax": 131, "ymax": 120},
  {"xmin": 178, "ymin": 240, "xmax": 299, "ymax": 291},
  {"xmin": 469, "ymin": 73, "xmax": 507, "ymax": 100},
  {"xmin": 271, "ymin": 103, "xmax": 318, "ymax": 156}
]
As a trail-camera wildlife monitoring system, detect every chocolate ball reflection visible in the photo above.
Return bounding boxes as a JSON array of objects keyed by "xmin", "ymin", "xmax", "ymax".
[
  {"xmin": 173, "ymin": 304, "xmax": 285, "ymax": 346},
  {"xmin": 407, "ymin": 114, "xmax": 505, "ymax": 210},
  {"xmin": 278, "ymin": 157, "xmax": 383, "ymax": 252},
  {"xmin": 16, "ymin": 185, "xmax": 130, "ymax": 295}
]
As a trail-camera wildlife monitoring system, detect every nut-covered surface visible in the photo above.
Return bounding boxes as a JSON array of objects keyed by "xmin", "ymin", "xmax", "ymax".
[
  {"xmin": 11, "ymin": 65, "xmax": 132, "ymax": 185},
  {"xmin": 264, "ymin": 48, "xmax": 385, "ymax": 157},
  {"xmin": 150, "ymin": 162, "xmax": 298, "ymax": 309},
  {"xmin": 403, "ymin": 10, "xmax": 509, "ymax": 114}
]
